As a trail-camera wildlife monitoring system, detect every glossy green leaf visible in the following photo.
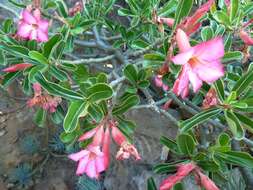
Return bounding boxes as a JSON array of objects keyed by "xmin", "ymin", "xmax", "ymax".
[
  {"xmin": 0, "ymin": 44, "xmax": 29, "ymax": 58},
  {"xmin": 173, "ymin": 0, "xmax": 193, "ymax": 30},
  {"xmin": 180, "ymin": 108, "xmax": 222, "ymax": 132},
  {"xmin": 218, "ymin": 133, "xmax": 231, "ymax": 146},
  {"xmin": 51, "ymin": 106, "xmax": 65, "ymax": 125},
  {"xmin": 63, "ymin": 101, "xmax": 87, "ymax": 133},
  {"xmin": 29, "ymin": 51, "xmax": 49, "ymax": 65},
  {"xmin": 43, "ymin": 34, "xmax": 62, "ymax": 58},
  {"xmin": 147, "ymin": 177, "xmax": 157, "ymax": 190},
  {"xmin": 177, "ymin": 133, "xmax": 196, "ymax": 155},
  {"xmin": 222, "ymin": 51, "xmax": 243, "ymax": 62},
  {"xmin": 225, "ymin": 110, "xmax": 244, "ymax": 140},
  {"xmin": 123, "ymin": 64, "xmax": 138, "ymax": 84},
  {"xmin": 232, "ymin": 67, "xmax": 253, "ymax": 95},
  {"xmin": 88, "ymin": 103, "xmax": 104, "ymax": 123},
  {"xmin": 201, "ymin": 26, "xmax": 214, "ymax": 41},
  {"xmin": 215, "ymin": 151, "xmax": 253, "ymax": 168},
  {"xmin": 153, "ymin": 163, "xmax": 177, "ymax": 174},
  {"xmin": 1, "ymin": 71, "xmax": 22, "ymax": 88},
  {"xmin": 49, "ymin": 65, "xmax": 68, "ymax": 81},
  {"xmin": 112, "ymin": 94, "xmax": 140, "ymax": 115},
  {"xmin": 160, "ymin": 136, "xmax": 179, "ymax": 153},
  {"xmin": 35, "ymin": 72, "xmax": 84, "ymax": 101},
  {"xmin": 234, "ymin": 112, "xmax": 253, "ymax": 133},
  {"xmin": 87, "ymin": 83, "xmax": 113, "ymax": 102},
  {"xmin": 230, "ymin": 0, "xmax": 239, "ymax": 22},
  {"xmin": 214, "ymin": 79, "xmax": 225, "ymax": 101},
  {"xmin": 55, "ymin": 0, "xmax": 68, "ymax": 18},
  {"xmin": 34, "ymin": 108, "xmax": 46, "ymax": 128}
]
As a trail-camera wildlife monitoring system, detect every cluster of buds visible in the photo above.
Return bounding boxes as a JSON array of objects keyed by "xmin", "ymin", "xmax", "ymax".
[{"xmin": 27, "ymin": 83, "xmax": 61, "ymax": 113}]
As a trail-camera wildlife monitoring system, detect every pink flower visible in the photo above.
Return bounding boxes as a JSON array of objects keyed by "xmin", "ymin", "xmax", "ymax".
[
  {"xmin": 196, "ymin": 170, "xmax": 219, "ymax": 190},
  {"xmin": 160, "ymin": 163, "xmax": 219, "ymax": 190},
  {"xmin": 154, "ymin": 75, "xmax": 169, "ymax": 91},
  {"xmin": 17, "ymin": 8, "xmax": 49, "ymax": 42},
  {"xmin": 171, "ymin": 29, "xmax": 224, "ymax": 98},
  {"xmin": 2, "ymin": 63, "xmax": 32, "ymax": 72},
  {"xmin": 111, "ymin": 124, "xmax": 141, "ymax": 160},
  {"xmin": 158, "ymin": 0, "xmax": 214, "ymax": 35},
  {"xmin": 68, "ymin": 145, "xmax": 106, "ymax": 178},
  {"xmin": 160, "ymin": 162, "xmax": 196, "ymax": 190}
]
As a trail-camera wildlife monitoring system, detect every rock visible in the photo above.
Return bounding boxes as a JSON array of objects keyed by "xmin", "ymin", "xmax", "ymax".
[{"xmin": 104, "ymin": 108, "xmax": 180, "ymax": 190}]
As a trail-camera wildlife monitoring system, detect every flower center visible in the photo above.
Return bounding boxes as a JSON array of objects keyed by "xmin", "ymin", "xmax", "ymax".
[
  {"xmin": 188, "ymin": 56, "xmax": 200, "ymax": 67},
  {"xmin": 32, "ymin": 24, "xmax": 38, "ymax": 29},
  {"xmin": 89, "ymin": 152, "xmax": 97, "ymax": 160}
]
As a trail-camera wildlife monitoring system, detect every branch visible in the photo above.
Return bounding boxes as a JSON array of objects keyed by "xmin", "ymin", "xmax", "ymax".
[{"xmin": 61, "ymin": 55, "xmax": 115, "ymax": 64}]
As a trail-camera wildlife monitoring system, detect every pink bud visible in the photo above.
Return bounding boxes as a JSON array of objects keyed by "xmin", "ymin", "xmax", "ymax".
[
  {"xmin": 2, "ymin": 63, "xmax": 32, "ymax": 72},
  {"xmin": 239, "ymin": 30, "xmax": 253, "ymax": 46}
]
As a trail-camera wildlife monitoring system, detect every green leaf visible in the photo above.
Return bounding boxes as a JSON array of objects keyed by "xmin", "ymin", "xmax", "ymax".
[
  {"xmin": 222, "ymin": 51, "xmax": 243, "ymax": 62},
  {"xmin": 0, "ymin": 50, "xmax": 6, "ymax": 65},
  {"xmin": 7, "ymin": 0, "xmax": 26, "ymax": 8},
  {"xmin": 225, "ymin": 110, "xmax": 244, "ymax": 140},
  {"xmin": 3, "ymin": 19, "xmax": 13, "ymax": 33},
  {"xmin": 160, "ymin": 136, "xmax": 179, "ymax": 153},
  {"xmin": 213, "ymin": 10, "xmax": 231, "ymax": 28},
  {"xmin": 51, "ymin": 106, "xmax": 65, "ymax": 125},
  {"xmin": 118, "ymin": 8, "xmax": 135, "ymax": 17},
  {"xmin": 218, "ymin": 133, "xmax": 231, "ymax": 146},
  {"xmin": 87, "ymin": 83, "xmax": 113, "ymax": 102},
  {"xmin": 87, "ymin": 103, "xmax": 104, "ymax": 123},
  {"xmin": 177, "ymin": 134, "xmax": 196, "ymax": 155},
  {"xmin": 230, "ymin": 0, "xmax": 239, "ymax": 22},
  {"xmin": 123, "ymin": 64, "xmax": 138, "ymax": 84},
  {"xmin": 43, "ymin": 34, "xmax": 62, "ymax": 58},
  {"xmin": 34, "ymin": 108, "xmax": 46, "ymax": 128},
  {"xmin": 63, "ymin": 101, "xmax": 86, "ymax": 133},
  {"xmin": 214, "ymin": 79, "xmax": 225, "ymax": 101},
  {"xmin": 215, "ymin": 151, "xmax": 253, "ymax": 168},
  {"xmin": 147, "ymin": 177, "xmax": 157, "ymax": 190},
  {"xmin": 153, "ymin": 163, "xmax": 177, "ymax": 174},
  {"xmin": 112, "ymin": 94, "xmax": 140, "ymax": 115},
  {"xmin": 55, "ymin": 0, "xmax": 68, "ymax": 18},
  {"xmin": 180, "ymin": 108, "xmax": 222, "ymax": 132},
  {"xmin": 29, "ymin": 51, "xmax": 49, "ymax": 65},
  {"xmin": 234, "ymin": 112, "xmax": 253, "ymax": 133},
  {"xmin": 232, "ymin": 67, "xmax": 253, "ymax": 95},
  {"xmin": 60, "ymin": 131, "xmax": 77, "ymax": 143},
  {"xmin": 35, "ymin": 72, "xmax": 84, "ymax": 101},
  {"xmin": 1, "ymin": 71, "xmax": 22, "ymax": 88},
  {"xmin": 0, "ymin": 44, "xmax": 29, "ymax": 58},
  {"xmin": 49, "ymin": 65, "xmax": 68, "ymax": 81},
  {"xmin": 173, "ymin": 0, "xmax": 193, "ymax": 30},
  {"xmin": 201, "ymin": 26, "xmax": 214, "ymax": 41}
]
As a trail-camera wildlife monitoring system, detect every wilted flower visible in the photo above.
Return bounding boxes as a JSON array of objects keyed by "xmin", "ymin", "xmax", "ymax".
[
  {"xmin": 27, "ymin": 83, "xmax": 61, "ymax": 112},
  {"xmin": 17, "ymin": 7, "xmax": 49, "ymax": 42},
  {"xmin": 202, "ymin": 88, "xmax": 219, "ymax": 109},
  {"xmin": 171, "ymin": 29, "xmax": 224, "ymax": 98},
  {"xmin": 69, "ymin": 1, "xmax": 83, "ymax": 16},
  {"xmin": 196, "ymin": 170, "xmax": 219, "ymax": 190},
  {"xmin": 2, "ymin": 63, "xmax": 32, "ymax": 72},
  {"xmin": 68, "ymin": 145, "xmax": 106, "ymax": 178}
]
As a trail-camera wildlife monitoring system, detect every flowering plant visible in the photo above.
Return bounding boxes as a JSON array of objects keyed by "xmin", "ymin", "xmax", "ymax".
[{"xmin": 1, "ymin": 0, "xmax": 253, "ymax": 189}]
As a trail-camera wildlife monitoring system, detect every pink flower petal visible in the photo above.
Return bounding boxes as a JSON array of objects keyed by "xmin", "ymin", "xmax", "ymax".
[
  {"xmin": 158, "ymin": 17, "xmax": 174, "ymax": 27},
  {"xmin": 103, "ymin": 127, "xmax": 110, "ymax": 169},
  {"xmin": 173, "ymin": 65, "xmax": 189, "ymax": 96},
  {"xmin": 68, "ymin": 150, "xmax": 89, "ymax": 161},
  {"xmin": 176, "ymin": 29, "xmax": 191, "ymax": 52},
  {"xmin": 188, "ymin": 69, "xmax": 203, "ymax": 92},
  {"xmin": 194, "ymin": 60, "xmax": 224, "ymax": 83},
  {"xmin": 76, "ymin": 155, "xmax": 89, "ymax": 175},
  {"xmin": 85, "ymin": 160, "xmax": 97, "ymax": 178},
  {"xmin": 22, "ymin": 9, "xmax": 37, "ymax": 25},
  {"xmin": 197, "ymin": 171, "xmax": 220, "ymax": 190},
  {"xmin": 38, "ymin": 19, "xmax": 49, "ymax": 32},
  {"xmin": 194, "ymin": 37, "xmax": 224, "ymax": 62},
  {"xmin": 33, "ymin": 9, "xmax": 41, "ymax": 21},
  {"xmin": 29, "ymin": 29, "xmax": 38, "ymax": 40},
  {"xmin": 111, "ymin": 125, "xmax": 126, "ymax": 146},
  {"xmin": 79, "ymin": 127, "xmax": 99, "ymax": 141},
  {"xmin": 17, "ymin": 23, "xmax": 32, "ymax": 38},
  {"xmin": 92, "ymin": 126, "xmax": 105, "ymax": 146},
  {"xmin": 37, "ymin": 30, "xmax": 48, "ymax": 42},
  {"xmin": 95, "ymin": 155, "xmax": 106, "ymax": 173},
  {"xmin": 171, "ymin": 49, "xmax": 194, "ymax": 65}
]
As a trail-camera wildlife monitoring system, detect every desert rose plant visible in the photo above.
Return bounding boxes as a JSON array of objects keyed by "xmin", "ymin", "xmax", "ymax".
[{"xmin": 0, "ymin": 0, "xmax": 253, "ymax": 189}]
